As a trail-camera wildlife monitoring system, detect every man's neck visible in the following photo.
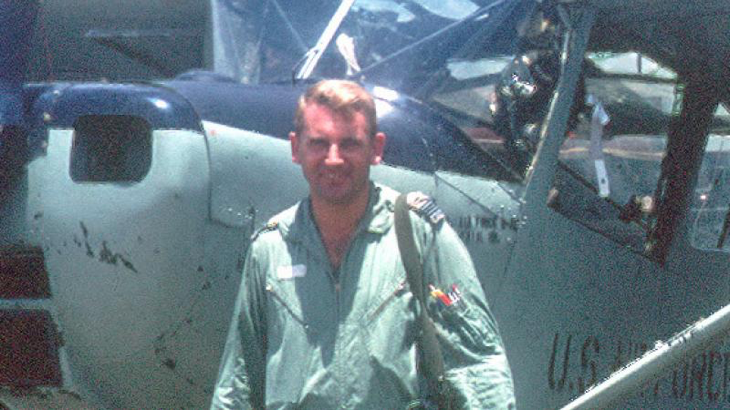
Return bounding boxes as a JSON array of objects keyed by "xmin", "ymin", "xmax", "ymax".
[{"xmin": 311, "ymin": 186, "xmax": 371, "ymax": 269}]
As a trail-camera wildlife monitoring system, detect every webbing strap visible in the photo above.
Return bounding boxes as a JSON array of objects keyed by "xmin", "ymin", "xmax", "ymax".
[{"xmin": 394, "ymin": 194, "xmax": 450, "ymax": 408}]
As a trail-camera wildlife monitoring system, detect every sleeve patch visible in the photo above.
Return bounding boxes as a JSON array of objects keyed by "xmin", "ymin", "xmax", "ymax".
[{"xmin": 406, "ymin": 192, "xmax": 445, "ymax": 224}]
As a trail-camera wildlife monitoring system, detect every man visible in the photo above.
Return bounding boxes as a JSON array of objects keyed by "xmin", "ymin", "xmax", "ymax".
[{"xmin": 211, "ymin": 80, "xmax": 514, "ymax": 409}]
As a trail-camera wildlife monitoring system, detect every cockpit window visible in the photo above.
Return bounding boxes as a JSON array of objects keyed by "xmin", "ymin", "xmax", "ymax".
[
  {"xmin": 371, "ymin": 1, "xmax": 548, "ymax": 181},
  {"xmin": 689, "ymin": 104, "xmax": 730, "ymax": 251},
  {"xmin": 550, "ymin": 52, "xmax": 679, "ymax": 251},
  {"xmin": 212, "ymin": 0, "xmax": 503, "ymax": 84},
  {"xmin": 559, "ymin": 52, "xmax": 677, "ymax": 207},
  {"xmin": 588, "ymin": 52, "xmax": 677, "ymax": 80}
]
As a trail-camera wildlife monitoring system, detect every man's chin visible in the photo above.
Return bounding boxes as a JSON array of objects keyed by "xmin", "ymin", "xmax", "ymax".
[
  {"xmin": 309, "ymin": 177, "xmax": 371, "ymax": 207},
  {"xmin": 317, "ymin": 191, "xmax": 355, "ymax": 206},
  {"xmin": 313, "ymin": 185, "xmax": 362, "ymax": 206}
]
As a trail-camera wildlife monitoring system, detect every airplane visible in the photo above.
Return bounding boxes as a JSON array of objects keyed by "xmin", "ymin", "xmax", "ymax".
[{"xmin": 0, "ymin": 0, "xmax": 729, "ymax": 408}]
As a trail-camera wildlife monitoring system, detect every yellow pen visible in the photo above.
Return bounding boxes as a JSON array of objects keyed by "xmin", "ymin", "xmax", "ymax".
[{"xmin": 429, "ymin": 285, "xmax": 452, "ymax": 306}]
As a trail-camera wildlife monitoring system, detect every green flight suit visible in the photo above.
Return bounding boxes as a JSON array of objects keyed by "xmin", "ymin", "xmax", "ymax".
[{"xmin": 211, "ymin": 183, "xmax": 514, "ymax": 409}]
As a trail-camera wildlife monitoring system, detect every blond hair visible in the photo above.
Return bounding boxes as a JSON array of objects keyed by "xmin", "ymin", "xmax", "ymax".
[{"xmin": 294, "ymin": 80, "xmax": 377, "ymax": 138}]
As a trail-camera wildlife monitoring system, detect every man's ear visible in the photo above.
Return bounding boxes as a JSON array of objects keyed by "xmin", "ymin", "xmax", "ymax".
[
  {"xmin": 371, "ymin": 132, "xmax": 386, "ymax": 165},
  {"xmin": 290, "ymin": 131, "xmax": 301, "ymax": 164}
]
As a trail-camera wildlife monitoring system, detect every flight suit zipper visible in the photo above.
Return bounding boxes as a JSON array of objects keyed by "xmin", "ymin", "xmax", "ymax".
[{"xmin": 327, "ymin": 267, "xmax": 345, "ymax": 407}]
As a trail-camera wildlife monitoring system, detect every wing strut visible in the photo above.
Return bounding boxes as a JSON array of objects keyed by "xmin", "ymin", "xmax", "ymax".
[
  {"xmin": 561, "ymin": 301, "xmax": 730, "ymax": 409},
  {"xmin": 293, "ymin": 0, "xmax": 356, "ymax": 81}
]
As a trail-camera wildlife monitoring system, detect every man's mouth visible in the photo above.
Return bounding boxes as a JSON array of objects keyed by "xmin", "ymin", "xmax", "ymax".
[
  {"xmin": 326, "ymin": 172, "xmax": 344, "ymax": 181},
  {"xmin": 322, "ymin": 171, "xmax": 349, "ymax": 185}
]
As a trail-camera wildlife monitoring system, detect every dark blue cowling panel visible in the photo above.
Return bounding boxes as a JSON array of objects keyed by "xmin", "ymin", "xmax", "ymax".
[
  {"xmin": 28, "ymin": 84, "xmax": 204, "ymax": 131},
  {"xmin": 165, "ymin": 80, "xmax": 303, "ymax": 140},
  {"xmin": 165, "ymin": 79, "xmax": 515, "ymax": 180}
]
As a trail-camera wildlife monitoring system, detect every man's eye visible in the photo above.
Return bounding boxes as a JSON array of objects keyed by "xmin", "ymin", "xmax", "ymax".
[
  {"xmin": 340, "ymin": 139, "xmax": 361, "ymax": 150},
  {"xmin": 308, "ymin": 140, "xmax": 328, "ymax": 149}
]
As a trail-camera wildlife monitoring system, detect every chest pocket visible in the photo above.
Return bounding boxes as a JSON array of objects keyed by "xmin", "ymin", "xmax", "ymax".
[
  {"xmin": 429, "ymin": 296, "xmax": 498, "ymax": 358},
  {"xmin": 362, "ymin": 279, "xmax": 419, "ymax": 361},
  {"xmin": 264, "ymin": 271, "xmax": 338, "ymax": 343},
  {"xmin": 364, "ymin": 279, "xmax": 409, "ymax": 324},
  {"xmin": 265, "ymin": 282, "xmax": 308, "ymax": 328}
]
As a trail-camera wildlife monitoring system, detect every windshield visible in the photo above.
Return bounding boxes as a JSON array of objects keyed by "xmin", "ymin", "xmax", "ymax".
[
  {"xmin": 216, "ymin": 0, "xmax": 507, "ymax": 83},
  {"xmin": 25, "ymin": 0, "xmax": 508, "ymax": 83}
]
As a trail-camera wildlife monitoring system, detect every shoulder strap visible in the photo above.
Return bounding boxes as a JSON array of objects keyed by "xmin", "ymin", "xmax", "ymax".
[
  {"xmin": 394, "ymin": 194, "xmax": 449, "ymax": 406},
  {"xmin": 394, "ymin": 194, "xmax": 428, "ymax": 303}
]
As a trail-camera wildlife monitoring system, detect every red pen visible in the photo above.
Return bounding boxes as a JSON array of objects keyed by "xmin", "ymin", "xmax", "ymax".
[{"xmin": 429, "ymin": 285, "xmax": 453, "ymax": 306}]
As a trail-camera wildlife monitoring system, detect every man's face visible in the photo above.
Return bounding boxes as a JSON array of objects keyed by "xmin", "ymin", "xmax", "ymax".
[{"xmin": 290, "ymin": 103, "xmax": 385, "ymax": 206}]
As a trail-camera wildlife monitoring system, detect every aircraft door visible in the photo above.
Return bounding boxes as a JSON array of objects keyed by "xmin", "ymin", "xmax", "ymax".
[{"xmin": 497, "ymin": 6, "xmax": 730, "ymax": 408}]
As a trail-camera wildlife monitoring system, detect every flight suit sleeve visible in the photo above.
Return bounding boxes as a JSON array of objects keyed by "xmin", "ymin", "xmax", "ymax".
[
  {"xmin": 419, "ymin": 217, "xmax": 516, "ymax": 409},
  {"xmin": 210, "ymin": 243, "xmax": 268, "ymax": 410}
]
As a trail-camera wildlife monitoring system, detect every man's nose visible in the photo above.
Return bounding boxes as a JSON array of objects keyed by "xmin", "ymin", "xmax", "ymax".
[{"xmin": 324, "ymin": 144, "xmax": 344, "ymax": 165}]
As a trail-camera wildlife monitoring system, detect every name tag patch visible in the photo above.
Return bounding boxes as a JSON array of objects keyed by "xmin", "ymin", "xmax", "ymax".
[{"xmin": 277, "ymin": 265, "xmax": 307, "ymax": 280}]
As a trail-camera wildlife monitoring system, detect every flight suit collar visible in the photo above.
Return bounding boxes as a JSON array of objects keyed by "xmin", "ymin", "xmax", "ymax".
[
  {"xmin": 280, "ymin": 182, "xmax": 396, "ymax": 246},
  {"xmin": 358, "ymin": 182, "xmax": 396, "ymax": 235}
]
